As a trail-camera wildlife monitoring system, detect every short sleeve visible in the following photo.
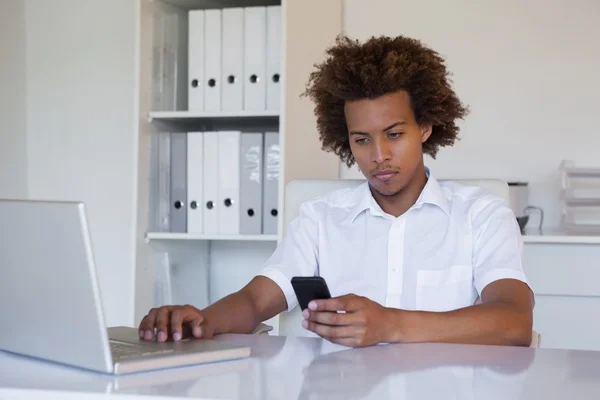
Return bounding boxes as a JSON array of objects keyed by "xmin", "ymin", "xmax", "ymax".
[
  {"xmin": 257, "ymin": 202, "xmax": 319, "ymax": 311},
  {"xmin": 471, "ymin": 197, "xmax": 533, "ymax": 297}
]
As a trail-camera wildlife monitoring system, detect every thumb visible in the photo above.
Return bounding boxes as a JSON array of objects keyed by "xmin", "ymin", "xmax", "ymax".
[{"xmin": 191, "ymin": 315, "xmax": 205, "ymax": 338}]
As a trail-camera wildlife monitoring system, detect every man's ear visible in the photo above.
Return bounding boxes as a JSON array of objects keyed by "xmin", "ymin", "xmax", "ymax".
[{"xmin": 421, "ymin": 124, "xmax": 433, "ymax": 143}]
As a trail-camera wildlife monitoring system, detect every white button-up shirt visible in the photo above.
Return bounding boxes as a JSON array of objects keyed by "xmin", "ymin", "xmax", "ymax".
[{"xmin": 259, "ymin": 170, "xmax": 531, "ymax": 313}]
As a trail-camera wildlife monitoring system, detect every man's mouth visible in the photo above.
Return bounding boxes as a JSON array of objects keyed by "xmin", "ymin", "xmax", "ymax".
[{"xmin": 372, "ymin": 170, "xmax": 398, "ymax": 181}]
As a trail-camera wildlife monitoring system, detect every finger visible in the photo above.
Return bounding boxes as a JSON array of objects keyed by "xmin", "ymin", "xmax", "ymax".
[
  {"xmin": 138, "ymin": 311, "xmax": 151, "ymax": 337},
  {"xmin": 170, "ymin": 308, "xmax": 185, "ymax": 341},
  {"xmin": 155, "ymin": 307, "xmax": 171, "ymax": 342},
  {"xmin": 139, "ymin": 308, "xmax": 159, "ymax": 341},
  {"xmin": 182, "ymin": 305, "xmax": 205, "ymax": 338},
  {"xmin": 192, "ymin": 322, "xmax": 209, "ymax": 338},
  {"xmin": 190, "ymin": 318, "xmax": 205, "ymax": 338},
  {"xmin": 308, "ymin": 294, "xmax": 361, "ymax": 312},
  {"xmin": 182, "ymin": 320, "xmax": 209, "ymax": 339},
  {"xmin": 303, "ymin": 319, "xmax": 364, "ymax": 339},
  {"xmin": 172, "ymin": 305, "xmax": 204, "ymax": 340},
  {"xmin": 303, "ymin": 309, "xmax": 362, "ymax": 326}
]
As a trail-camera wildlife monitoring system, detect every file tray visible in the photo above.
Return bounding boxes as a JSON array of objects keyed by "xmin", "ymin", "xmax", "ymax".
[
  {"xmin": 560, "ymin": 160, "xmax": 600, "ymax": 234},
  {"xmin": 561, "ymin": 160, "xmax": 600, "ymax": 204},
  {"xmin": 561, "ymin": 159, "xmax": 600, "ymax": 179},
  {"xmin": 562, "ymin": 188, "xmax": 600, "ymax": 206}
]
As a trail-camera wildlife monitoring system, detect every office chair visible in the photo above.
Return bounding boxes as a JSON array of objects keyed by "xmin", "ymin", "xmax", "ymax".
[{"xmin": 259, "ymin": 178, "xmax": 541, "ymax": 348}]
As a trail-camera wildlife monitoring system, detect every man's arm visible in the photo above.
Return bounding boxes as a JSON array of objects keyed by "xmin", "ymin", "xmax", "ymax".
[
  {"xmin": 303, "ymin": 278, "xmax": 533, "ymax": 347},
  {"xmin": 386, "ymin": 195, "xmax": 534, "ymax": 347},
  {"xmin": 139, "ymin": 201, "xmax": 319, "ymax": 342},
  {"xmin": 203, "ymin": 276, "xmax": 287, "ymax": 335},
  {"xmin": 138, "ymin": 276, "xmax": 286, "ymax": 341},
  {"xmin": 388, "ymin": 278, "xmax": 534, "ymax": 346}
]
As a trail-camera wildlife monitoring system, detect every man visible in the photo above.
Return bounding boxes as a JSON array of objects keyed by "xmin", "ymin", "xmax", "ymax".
[{"xmin": 139, "ymin": 35, "xmax": 534, "ymax": 347}]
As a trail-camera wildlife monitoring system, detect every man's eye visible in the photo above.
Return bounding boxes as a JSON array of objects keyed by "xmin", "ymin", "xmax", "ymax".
[
  {"xmin": 355, "ymin": 138, "xmax": 368, "ymax": 144},
  {"xmin": 388, "ymin": 132, "xmax": 402, "ymax": 139}
]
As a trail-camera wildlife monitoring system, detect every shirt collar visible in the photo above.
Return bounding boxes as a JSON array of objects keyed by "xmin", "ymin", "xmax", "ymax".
[
  {"xmin": 344, "ymin": 167, "xmax": 450, "ymax": 223},
  {"xmin": 414, "ymin": 168, "xmax": 450, "ymax": 216}
]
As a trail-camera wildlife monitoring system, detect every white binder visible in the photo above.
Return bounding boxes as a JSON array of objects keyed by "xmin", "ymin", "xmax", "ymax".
[
  {"xmin": 240, "ymin": 133, "xmax": 263, "ymax": 234},
  {"xmin": 218, "ymin": 131, "xmax": 241, "ymax": 234},
  {"xmin": 202, "ymin": 131, "xmax": 219, "ymax": 234},
  {"xmin": 222, "ymin": 8, "xmax": 244, "ymax": 112},
  {"xmin": 243, "ymin": 7, "xmax": 267, "ymax": 111},
  {"xmin": 204, "ymin": 9, "xmax": 221, "ymax": 112},
  {"xmin": 188, "ymin": 10, "xmax": 204, "ymax": 111},
  {"xmin": 262, "ymin": 132, "xmax": 280, "ymax": 235},
  {"xmin": 187, "ymin": 132, "xmax": 204, "ymax": 233},
  {"xmin": 169, "ymin": 133, "xmax": 187, "ymax": 233},
  {"xmin": 266, "ymin": 6, "xmax": 281, "ymax": 111},
  {"xmin": 150, "ymin": 132, "xmax": 171, "ymax": 232}
]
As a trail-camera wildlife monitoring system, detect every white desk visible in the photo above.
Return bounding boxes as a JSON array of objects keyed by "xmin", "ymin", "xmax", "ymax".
[{"xmin": 1, "ymin": 334, "xmax": 600, "ymax": 399}]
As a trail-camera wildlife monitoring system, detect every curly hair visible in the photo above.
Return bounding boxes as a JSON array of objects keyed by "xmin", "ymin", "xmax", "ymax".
[{"xmin": 303, "ymin": 35, "xmax": 469, "ymax": 167}]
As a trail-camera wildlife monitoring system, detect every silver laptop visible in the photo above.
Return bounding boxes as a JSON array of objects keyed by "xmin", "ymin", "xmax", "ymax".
[{"xmin": 0, "ymin": 199, "xmax": 251, "ymax": 375}]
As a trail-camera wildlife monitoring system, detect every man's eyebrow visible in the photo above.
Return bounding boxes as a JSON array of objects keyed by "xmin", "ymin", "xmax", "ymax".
[
  {"xmin": 349, "ymin": 121, "xmax": 406, "ymax": 136},
  {"xmin": 383, "ymin": 121, "xmax": 406, "ymax": 131}
]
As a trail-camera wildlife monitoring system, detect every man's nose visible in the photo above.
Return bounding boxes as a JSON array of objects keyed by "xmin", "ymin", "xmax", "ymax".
[{"xmin": 373, "ymin": 139, "xmax": 392, "ymax": 164}]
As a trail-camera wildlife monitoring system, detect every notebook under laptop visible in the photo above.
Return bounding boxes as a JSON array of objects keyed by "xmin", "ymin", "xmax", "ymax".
[{"xmin": 0, "ymin": 199, "xmax": 251, "ymax": 375}]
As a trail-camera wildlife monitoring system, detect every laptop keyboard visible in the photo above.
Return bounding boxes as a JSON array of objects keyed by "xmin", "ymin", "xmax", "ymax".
[{"xmin": 110, "ymin": 341, "xmax": 174, "ymax": 361}]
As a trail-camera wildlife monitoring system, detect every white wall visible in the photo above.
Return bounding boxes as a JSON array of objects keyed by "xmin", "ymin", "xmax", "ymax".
[
  {"xmin": 0, "ymin": 0, "xmax": 28, "ymax": 199},
  {"xmin": 24, "ymin": 0, "xmax": 138, "ymax": 327},
  {"xmin": 341, "ymin": 0, "xmax": 600, "ymax": 228}
]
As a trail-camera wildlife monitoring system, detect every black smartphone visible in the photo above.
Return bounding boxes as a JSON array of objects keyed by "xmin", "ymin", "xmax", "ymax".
[{"xmin": 291, "ymin": 276, "xmax": 332, "ymax": 310}]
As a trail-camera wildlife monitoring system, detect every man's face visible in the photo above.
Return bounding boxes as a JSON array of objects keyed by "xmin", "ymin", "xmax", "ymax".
[{"xmin": 344, "ymin": 90, "xmax": 432, "ymax": 197}]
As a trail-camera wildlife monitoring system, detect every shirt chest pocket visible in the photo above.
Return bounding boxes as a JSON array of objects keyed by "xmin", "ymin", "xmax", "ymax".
[{"xmin": 415, "ymin": 264, "xmax": 476, "ymax": 312}]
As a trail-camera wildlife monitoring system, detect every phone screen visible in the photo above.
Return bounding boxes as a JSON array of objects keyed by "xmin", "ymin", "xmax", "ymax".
[{"xmin": 291, "ymin": 276, "xmax": 332, "ymax": 310}]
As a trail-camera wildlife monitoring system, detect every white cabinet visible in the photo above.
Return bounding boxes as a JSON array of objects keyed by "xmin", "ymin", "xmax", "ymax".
[{"xmin": 523, "ymin": 233, "xmax": 600, "ymax": 351}]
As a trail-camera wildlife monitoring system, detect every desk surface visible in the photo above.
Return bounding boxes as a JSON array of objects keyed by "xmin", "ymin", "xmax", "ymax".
[
  {"xmin": 522, "ymin": 228, "xmax": 600, "ymax": 244},
  {"xmin": 1, "ymin": 334, "xmax": 600, "ymax": 399}
]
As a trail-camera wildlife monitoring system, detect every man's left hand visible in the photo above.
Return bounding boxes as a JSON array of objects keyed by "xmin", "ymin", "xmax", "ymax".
[{"xmin": 302, "ymin": 294, "xmax": 391, "ymax": 347}]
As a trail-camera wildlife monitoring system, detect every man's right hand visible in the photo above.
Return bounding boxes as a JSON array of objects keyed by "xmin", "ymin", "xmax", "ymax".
[
  {"xmin": 137, "ymin": 277, "xmax": 287, "ymax": 342},
  {"xmin": 138, "ymin": 304, "xmax": 213, "ymax": 342}
]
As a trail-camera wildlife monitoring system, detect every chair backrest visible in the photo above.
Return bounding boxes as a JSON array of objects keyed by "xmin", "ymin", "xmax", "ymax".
[{"xmin": 276, "ymin": 177, "xmax": 541, "ymax": 348}]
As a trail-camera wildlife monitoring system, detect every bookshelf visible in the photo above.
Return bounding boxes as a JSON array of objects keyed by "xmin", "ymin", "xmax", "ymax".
[
  {"xmin": 146, "ymin": 232, "xmax": 279, "ymax": 242},
  {"xmin": 133, "ymin": 0, "xmax": 344, "ymax": 333},
  {"xmin": 143, "ymin": 0, "xmax": 283, "ymax": 242},
  {"xmin": 148, "ymin": 110, "xmax": 279, "ymax": 121},
  {"xmin": 134, "ymin": 0, "xmax": 286, "ymax": 333}
]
